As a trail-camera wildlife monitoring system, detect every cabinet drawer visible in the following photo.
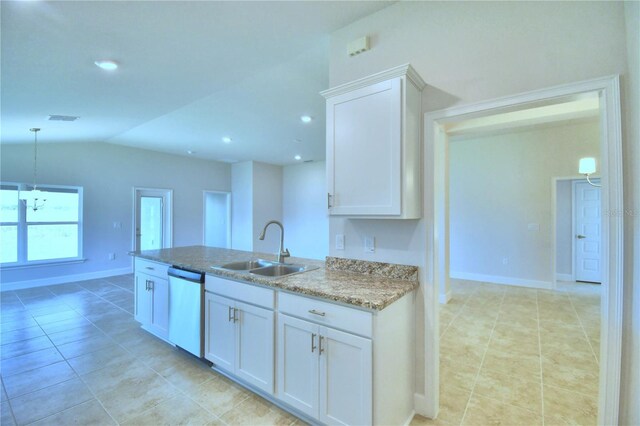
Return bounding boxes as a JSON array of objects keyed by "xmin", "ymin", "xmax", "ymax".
[
  {"xmin": 135, "ymin": 258, "xmax": 169, "ymax": 279},
  {"xmin": 278, "ymin": 292, "xmax": 372, "ymax": 338},
  {"xmin": 205, "ymin": 275, "xmax": 274, "ymax": 310}
]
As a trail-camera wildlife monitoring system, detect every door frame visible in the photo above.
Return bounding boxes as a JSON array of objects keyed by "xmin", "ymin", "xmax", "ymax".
[
  {"xmin": 132, "ymin": 187, "xmax": 173, "ymax": 251},
  {"xmin": 423, "ymin": 75, "xmax": 623, "ymax": 424},
  {"xmin": 202, "ymin": 190, "xmax": 231, "ymax": 248}
]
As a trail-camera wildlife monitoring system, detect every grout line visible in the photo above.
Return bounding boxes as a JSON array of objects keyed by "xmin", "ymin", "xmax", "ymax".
[
  {"xmin": 535, "ymin": 289, "xmax": 545, "ymax": 425},
  {"xmin": 440, "ymin": 281, "xmax": 476, "ymax": 338},
  {"xmin": 2, "ymin": 379, "xmax": 19, "ymax": 426},
  {"xmin": 458, "ymin": 286, "xmax": 506, "ymax": 425},
  {"xmin": 565, "ymin": 289, "xmax": 599, "ymax": 364}
]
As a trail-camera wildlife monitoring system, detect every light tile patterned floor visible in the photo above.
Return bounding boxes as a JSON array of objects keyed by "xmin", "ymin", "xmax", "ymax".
[
  {"xmin": 0, "ymin": 275, "xmax": 301, "ymax": 425},
  {"xmin": 1, "ymin": 276, "xmax": 600, "ymax": 425},
  {"xmin": 413, "ymin": 279, "xmax": 601, "ymax": 426}
]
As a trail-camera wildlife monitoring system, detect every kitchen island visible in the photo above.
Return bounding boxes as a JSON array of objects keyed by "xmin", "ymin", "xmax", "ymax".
[{"xmin": 130, "ymin": 245, "xmax": 419, "ymax": 426}]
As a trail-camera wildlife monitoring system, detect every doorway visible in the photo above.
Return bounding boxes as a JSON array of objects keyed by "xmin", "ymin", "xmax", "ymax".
[
  {"xmin": 423, "ymin": 76, "xmax": 624, "ymax": 424},
  {"xmin": 133, "ymin": 188, "xmax": 173, "ymax": 251},
  {"xmin": 203, "ymin": 191, "xmax": 231, "ymax": 248}
]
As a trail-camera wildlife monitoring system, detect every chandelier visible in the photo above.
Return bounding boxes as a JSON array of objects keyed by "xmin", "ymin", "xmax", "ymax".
[{"xmin": 18, "ymin": 128, "xmax": 47, "ymax": 211}]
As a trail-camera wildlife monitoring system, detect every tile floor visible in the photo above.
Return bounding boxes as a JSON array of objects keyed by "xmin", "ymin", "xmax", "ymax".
[
  {"xmin": 0, "ymin": 275, "xmax": 300, "ymax": 425},
  {"xmin": 412, "ymin": 279, "xmax": 601, "ymax": 426},
  {"xmin": 1, "ymin": 275, "xmax": 600, "ymax": 426}
]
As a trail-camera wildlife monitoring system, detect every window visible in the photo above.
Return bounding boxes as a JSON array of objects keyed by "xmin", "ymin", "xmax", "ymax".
[{"xmin": 0, "ymin": 183, "xmax": 83, "ymax": 266}]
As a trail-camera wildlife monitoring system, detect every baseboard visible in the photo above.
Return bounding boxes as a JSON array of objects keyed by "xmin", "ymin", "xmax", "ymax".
[
  {"xmin": 0, "ymin": 267, "xmax": 133, "ymax": 291},
  {"xmin": 450, "ymin": 271, "xmax": 553, "ymax": 290},
  {"xmin": 555, "ymin": 273, "xmax": 574, "ymax": 282},
  {"xmin": 414, "ymin": 392, "xmax": 435, "ymax": 418},
  {"xmin": 402, "ymin": 409, "xmax": 417, "ymax": 426},
  {"xmin": 439, "ymin": 290, "xmax": 452, "ymax": 304}
]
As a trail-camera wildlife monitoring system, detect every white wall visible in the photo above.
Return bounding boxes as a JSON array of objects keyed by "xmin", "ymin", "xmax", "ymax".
[
  {"xmin": 231, "ymin": 162, "xmax": 254, "ymax": 251},
  {"xmin": 326, "ymin": 0, "xmax": 633, "ymax": 405},
  {"xmin": 282, "ymin": 161, "xmax": 328, "ymax": 260},
  {"xmin": 556, "ymin": 180, "xmax": 573, "ymax": 278},
  {"xmin": 252, "ymin": 162, "xmax": 283, "ymax": 255},
  {"xmin": 449, "ymin": 121, "xmax": 599, "ymax": 285},
  {"xmin": 0, "ymin": 142, "xmax": 230, "ymax": 285},
  {"xmin": 230, "ymin": 161, "xmax": 283, "ymax": 255}
]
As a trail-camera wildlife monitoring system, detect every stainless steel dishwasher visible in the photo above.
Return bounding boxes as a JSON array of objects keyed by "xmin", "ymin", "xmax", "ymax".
[{"xmin": 167, "ymin": 266, "xmax": 205, "ymax": 358}]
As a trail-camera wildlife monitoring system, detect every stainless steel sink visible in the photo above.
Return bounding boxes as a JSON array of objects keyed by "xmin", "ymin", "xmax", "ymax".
[
  {"xmin": 217, "ymin": 259, "xmax": 273, "ymax": 270},
  {"xmin": 249, "ymin": 264, "xmax": 308, "ymax": 277}
]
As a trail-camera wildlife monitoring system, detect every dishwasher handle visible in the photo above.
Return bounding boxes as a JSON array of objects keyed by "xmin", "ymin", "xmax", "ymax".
[{"xmin": 167, "ymin": 267, "xmax": 204, "ymax": 283}]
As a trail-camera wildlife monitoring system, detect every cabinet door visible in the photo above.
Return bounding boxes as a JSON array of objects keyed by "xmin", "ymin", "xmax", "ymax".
[
  {"xmin": 327, "ymin": 78, "xmax": 402, "ymax": 216},
  {"xmin": 134, "ymin": 273, "xmax": 152, "ymax": 325},
  {"xmin": 150, "ymin": 277, "xmax": 169, "ymax": 337},
  {"xmin": 235, "ymin": 301, "xmax": 274, "ymax": 394},
  {"xmin": 277, "ymin": 314, "xmax": 319, "ymax": 418},
  {"xmin": 319, "ymin": 326, "xmax": 372, "ymax": 426},
  {"xmin": 204, "ymin": 293, "xmax": 235, "ymax": 372}
]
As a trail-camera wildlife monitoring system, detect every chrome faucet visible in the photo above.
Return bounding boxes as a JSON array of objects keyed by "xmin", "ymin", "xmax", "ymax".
[{"xmin": 258, "ymin": 220, "xmax": 290, "ymax": 263}]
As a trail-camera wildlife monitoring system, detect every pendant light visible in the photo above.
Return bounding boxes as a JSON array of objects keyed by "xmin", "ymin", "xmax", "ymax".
[{"xmin": 18, "ymin": 128, "xmax": 48, "ymax": 211}]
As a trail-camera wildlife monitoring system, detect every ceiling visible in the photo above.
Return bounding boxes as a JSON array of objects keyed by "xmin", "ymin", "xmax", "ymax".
[
  {"xmin": 0, "ymin": 1, "xmax": 393, "ymax": 165},
  {"xmin": 446, "ymin": 96, "xmax": 600, "ymax": 141}
]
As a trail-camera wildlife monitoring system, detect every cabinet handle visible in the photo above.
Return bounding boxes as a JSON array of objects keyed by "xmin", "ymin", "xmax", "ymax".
[
  {"xmin": 319, "ymin": 335, "xmax": 325, "ymax": 355},
  {"xmin": 148, "ymin": 280, "xmax": 154, "ymax": 291},
  {"xmin": 327, "ymin": 193, "xmax": 332, "ymax": 209},
  {"xmin": 311, "ymin": 333, "xmax": 317, "ymax": 353},
  {"xmin": 145, "ymin": 280, "xmax": 148, "ymax": 291},
  {"xmin": 308, "ymin": 309, "xmax": 326, "ymax": 317},
  {"xmin": 145, "ymin": 266, "xmax": 155, "ymax": 270},
  {"xmin": 228, "ymin": 306, "xmax": 234, "ymax": 322},
  {"xmin": 233, "ymin": 308, "xmax": 239, "ymax": 323}
]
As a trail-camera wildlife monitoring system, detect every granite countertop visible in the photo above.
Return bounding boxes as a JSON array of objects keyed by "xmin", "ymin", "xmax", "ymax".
[{"xmin": 131, "ymin": 245, "xmax": 418, "ymax": 311}]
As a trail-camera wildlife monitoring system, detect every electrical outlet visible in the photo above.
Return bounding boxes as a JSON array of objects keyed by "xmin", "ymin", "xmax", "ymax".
[
  {"xmin": 364, "ymin": 236, "xmax": 375, "ymax": 253},
  {"xmin": 335, "ymin": 234, "xmax": 345, "ymax": 250},
  {"xmin": 108, "ymin": 253, "xmax": 116, "ymax": 260},
  {"xmin": 113, "ymin": 221, "xmax": 122, "ymax": 229},
  {"xmin": 502, "ymin": 257, "xmax": 509, "ymax": 265}
]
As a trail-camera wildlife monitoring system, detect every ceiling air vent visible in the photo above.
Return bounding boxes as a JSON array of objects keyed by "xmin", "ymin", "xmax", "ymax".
[{"xmin": 48, "ymin": 115, "xmax": 79, "ymax": 122}]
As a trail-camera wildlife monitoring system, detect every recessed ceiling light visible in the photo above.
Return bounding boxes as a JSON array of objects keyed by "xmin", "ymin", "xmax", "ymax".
[
  {"xmin": 94, "ymin": 60, "xmax": 118, "ymax": 71},
  {"xmin": 294, "ymin": 139, "xmax": 302, "ymax": 143},
  {"xmin": 300, "ymin": 115, "xmax": 312, "ymax": 123},
  {"xmin": 187, "ymin": 150, "xmax": 196, "ymax": 155},
  {"xmin": 294, "ymin": 155, "xmax": 302, "ymax": 161},
  {"xmin": 222, "ymin": 136, "xmax": 232, "ymax": 144}
]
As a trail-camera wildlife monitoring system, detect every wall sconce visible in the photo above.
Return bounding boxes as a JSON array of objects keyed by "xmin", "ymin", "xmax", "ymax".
[{"xmin": 579, "ymin": 157, "xmax": 601, "ymax": 187}]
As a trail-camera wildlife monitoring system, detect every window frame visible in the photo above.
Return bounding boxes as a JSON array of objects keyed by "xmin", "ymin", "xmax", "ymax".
[{"xmin": 0, "ymin": 182, "xmax": 84, "ymax": 268}]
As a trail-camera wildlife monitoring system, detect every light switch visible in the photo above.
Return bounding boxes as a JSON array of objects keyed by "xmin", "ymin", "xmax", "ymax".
[
  {"xmin": 335, "ymin": 234, "xmax": 345, "ymax": 250},
  {"xmin": 113, "ymin": 221, "xmax": 122, "ymax": 229}
]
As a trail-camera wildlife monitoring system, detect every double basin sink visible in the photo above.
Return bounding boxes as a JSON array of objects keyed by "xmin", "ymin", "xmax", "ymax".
[{"xmin": 213, "ymin": 259, "xmax": 316, "ymax": 277}]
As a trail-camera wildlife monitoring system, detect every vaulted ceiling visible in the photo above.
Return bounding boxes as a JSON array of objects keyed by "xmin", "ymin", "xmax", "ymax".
[{"xmin": 1, "ymin": 1, "xmax": 393, "ymax": 165}]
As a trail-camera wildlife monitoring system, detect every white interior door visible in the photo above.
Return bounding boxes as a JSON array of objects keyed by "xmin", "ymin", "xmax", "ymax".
[
  {"xmin": 573, "ymin": 180, "xmax": 601, "ymax": 283},
  {"xmin": 203, "ymin": 191, "xmax": 231, "ymax": 248},
  {"xmin": 134, "ymin": 188, "xmax": 172, "ymax": 251}
]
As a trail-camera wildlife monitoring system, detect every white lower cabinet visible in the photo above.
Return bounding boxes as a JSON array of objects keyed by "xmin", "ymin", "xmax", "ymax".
[
  {"xmin": 277, "ymin": 313, "xmax": 372, "ymax": 426},
  {"xmin": 320, "ymin": 326, "xmax": 372, "ymax": 426},
  {"xmin": 134, "ymin": 270, "xmax": 169, "ymax": 340},
  {"xmin": 203, "ymin": 274, "xmax": 415, "ymax": 426},
  {"xmin": 204, "ymin": 291, "xmax": 275, "ymax": 394}
]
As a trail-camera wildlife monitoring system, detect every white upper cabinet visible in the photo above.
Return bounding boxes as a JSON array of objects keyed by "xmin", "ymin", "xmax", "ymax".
[{"xmin": 322, "ymin": 64, "xmax": 425, "ymax": 219}]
